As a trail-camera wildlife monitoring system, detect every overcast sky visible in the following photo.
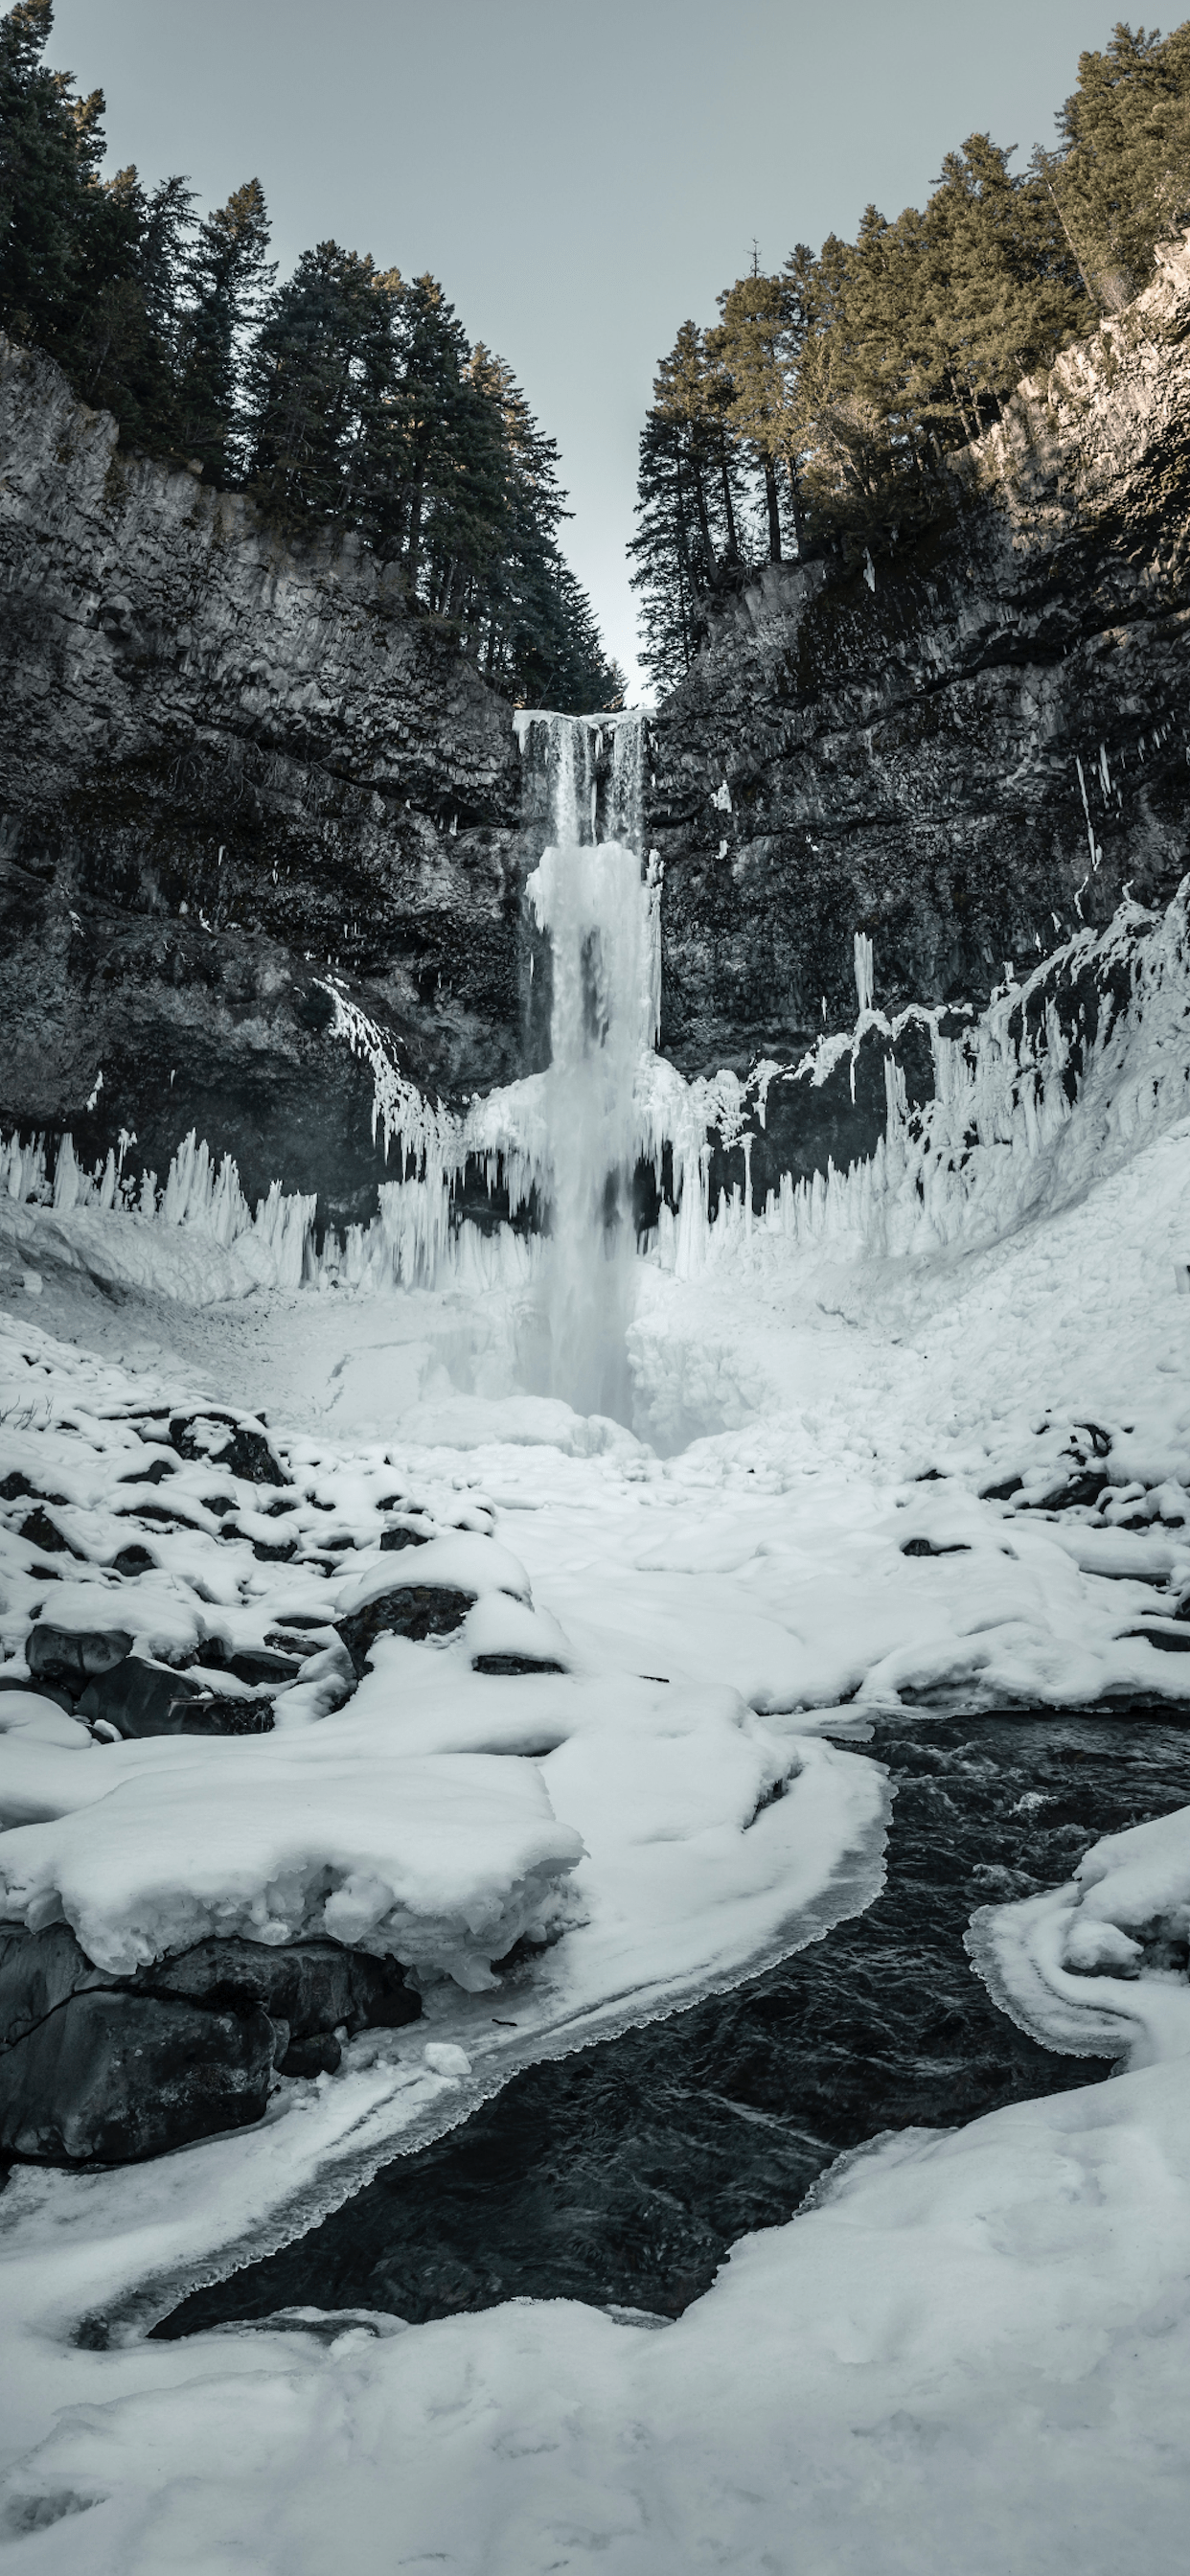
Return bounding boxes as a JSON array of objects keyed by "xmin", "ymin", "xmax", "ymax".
[{"xmin": 52, "ymin": 0, "xmax": 1122, "ymax": 696}]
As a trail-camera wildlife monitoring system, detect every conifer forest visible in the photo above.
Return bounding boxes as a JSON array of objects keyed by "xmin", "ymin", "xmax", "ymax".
[
  {"xmin": 631, "ymin": 19, "xmax": 1190, "ymax": 689},
  {"xmin": 0, "ymin": 0, "xmax": 624, "ymax": 712}
]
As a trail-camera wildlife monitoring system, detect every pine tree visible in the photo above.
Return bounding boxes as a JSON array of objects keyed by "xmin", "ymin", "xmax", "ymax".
[
  {"xmin": 174, "ymin": 177, "xmax": 274, "ymax": 480},
  {"xmin": 710, "ymin": 268, "xmax": 803, "ymax": 559},
  {"xmin": 1050, "ymin": 21, "xmax": 1190, "ymax": 311},
  {"xmin": 246, "ymin": 242, "xmax": 401, "ymax": 530},
  {"xmin": 0, "ymin": 0, "xmax": 101, "ymax": 351},
  {"xmin": 628, "ymin": 409, "xmax": 698, "ymax": 694}
]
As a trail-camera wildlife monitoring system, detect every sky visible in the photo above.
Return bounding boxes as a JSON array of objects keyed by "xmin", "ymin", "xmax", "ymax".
[{"xmin": 50, "ymin": 0, "xmax": 1126, "ymax": 698}]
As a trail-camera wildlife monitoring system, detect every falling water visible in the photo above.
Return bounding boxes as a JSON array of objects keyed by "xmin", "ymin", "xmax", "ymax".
[{"xmin": 518, "ymin": 713, "xmax": 655, "ymax": 1421}]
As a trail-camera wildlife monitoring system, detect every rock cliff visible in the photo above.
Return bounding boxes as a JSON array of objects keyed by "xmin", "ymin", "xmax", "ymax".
[
  {"xmin": 0, "ymin": 334, "xmax": 525, "ymax": 1227},
  {"xmin": 647, "ymin": 232, "xmax": 1190, "ymax": 1188},
  {"xmin": 4, "ymin": 229, "xmax": 1190, "ymax": 1230}
]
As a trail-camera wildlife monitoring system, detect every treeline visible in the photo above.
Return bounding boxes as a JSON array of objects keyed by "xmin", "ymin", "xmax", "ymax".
[
  {"xmin": 632, "ymin": 20, "xmax": 1190, "ymax": 692},
  {"xmin": 0, "ymin": 2, "xmax": 622, "ymax": 712}
]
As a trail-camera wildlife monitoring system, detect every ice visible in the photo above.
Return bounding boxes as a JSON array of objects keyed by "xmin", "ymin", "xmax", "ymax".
[{"xmin": 970, "ymin": 1802, "xmax": 1190, "ymax": 2068}]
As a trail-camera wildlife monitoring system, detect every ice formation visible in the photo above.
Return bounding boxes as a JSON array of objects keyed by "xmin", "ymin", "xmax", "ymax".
[{"xmin": 522, "ymin": 714, "xmax": 658, "ymax": 1417}]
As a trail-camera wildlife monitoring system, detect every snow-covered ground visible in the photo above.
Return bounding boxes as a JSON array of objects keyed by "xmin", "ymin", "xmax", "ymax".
[{"xmin": 4, "ymin": 893, "xmax": 1190, "ymax": 2565}]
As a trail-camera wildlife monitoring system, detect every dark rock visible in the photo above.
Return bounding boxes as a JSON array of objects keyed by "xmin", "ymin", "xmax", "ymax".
[
  {"xmin": 471, "ymin": 1654, "xmax": 567, "ymax": 1675},
  {"xmin": 19, "ymin": 1507, "xmax": 82, "ymax": 1558},
  {"xmin": 0, "ymin": 1990, "xmax": 275, "ymax": 2163},
  {"xmin": 0, "ymin": 1675, "xmax": 75, "ymax": 1713},
  {"xmin": 337, "ymin": 1585, "xmax": 476, "ymax": 1677},
  {"xmin": 900, "ymin": 1539, "xmax": 971, "ymax": 1558},
  {"xmin": 111, "ymin": 1544, "xmax": 157, "ymax": 1577},
  {"xmin": 379, "ymin": 1523, "xmax": 433, "ymax": 1552},
  {"xmin": 0, "ymin": 1470, "xmax": 35, "ymax": 1502},
  {"xmin": 169, "ymin": 1414, "xmax": 288, "ymax": 1488},
  {"xmin": 0, "ymin": 1923, "xmax": 104, "ymax": 2049},
  {"xmin": 980, "ymin": 1476, "xmax": 1023, "ymax": 1503},
  {"xmin": 278, "ymin": 2033, "xmax": 342, "ymax": 2078},
  {"xmin": 1034, "ymin": 1471, "xmax": 1110, "ymax": 1511},
  {"xmin": 141, "ymin": 1935, "xmax": 419, "ymax": 2039},
  {"xmin": 117, "ymin": 1457, "xmax": 177, "ymax": 1485},
  {"xmin": 227, "ymin": 1646, "xmax": 300, "ymax": 1686},
  {"xmin": 27, "ymin": 1623, "xmax": 134, "ymax": 1690},
  {"xmin": 77, "ymin": 1657, "xmax": 274, "ymax": 1737}
]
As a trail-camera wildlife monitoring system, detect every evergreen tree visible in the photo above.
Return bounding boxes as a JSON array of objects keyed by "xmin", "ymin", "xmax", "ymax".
[
  {"xmin": 174, "ymin": 177, "xmax": 274, "ymax": 479},
  {"xmin": 710, "ymin": 267, "xmax": 804, "ymax": 558},
  {"xmin": 0, "ymin": 0, "xmax": 101, "ymax": 351},
  {"xmin": 628, "ymin": 408, "xmax": 698, "ymax": 694},
  {"xmin": 246, "ymin": 242, "xmax": 401, "ymax": 529},
  {"xmin": 1050, "ymin": 21, "xmax": 1190, "ymax": 310}
]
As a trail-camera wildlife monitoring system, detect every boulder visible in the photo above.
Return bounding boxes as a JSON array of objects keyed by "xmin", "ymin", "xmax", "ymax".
[
  {"xmin": 0, "ymin": 1925, "xmax": 420, "ymax": 2162},
  {"xmin": 77, "ymin": 1657, "xmax": 274, "ymax": 1737},
  {"xmin": 27, "ymin": 1623, "xmax": 134, "ymax": 1690},
  {"xmin": 0, "ymin": 1990, "xmax": 274, "ymax": 2162},
  {"xmin": 337, "ymin": 1584, "xmax": 475, "ymax": 1678},
  {"xmin": 169, "ymin": 1414, "xmax": 289, "ymax": 1486},
  {"xmin": 0, "ymin": 1922, "xmax": 104, "ymax": 2048},
  {"xmin": 141, "ymin": 1935, "xmax": 420, "ymax": 2039}
]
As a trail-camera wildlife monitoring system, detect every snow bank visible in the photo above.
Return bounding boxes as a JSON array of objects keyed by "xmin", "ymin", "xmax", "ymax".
[
  {"xmin": 0, "ymin": 1750, "xmax": 584, "ymax": 1989},
  {"xmin": 6, "ymin": 2053, "xmax": 1190, "ymax": 2572},
  {"xmin": 969, "ymin": 1800, "xmax": 1190, "ymax": 2068}
]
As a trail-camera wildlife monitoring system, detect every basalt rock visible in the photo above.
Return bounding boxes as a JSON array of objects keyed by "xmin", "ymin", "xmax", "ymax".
[
  {"xmin": 0, "ymin": 1923, "xmax": 421, "ymax": 2164},
  {"xmin": 646, "ymin": 236, "xmax": 1190, "ymax": 1198},
  {"xmin": 0, "ymin": 334, "xmax": 527, "ymax": 1231},
  {"xmin": 0, "ymin": 1988, "xmax": 276, "ymax": 2163},
  {"xmin": 27, "ymin": 1623, "xmax": 133, "ymax": 1690},
  {"xmin": 336, "ymin": 1583, "xmax": 476, "ymax": 1677},
  {"xmin": 75, "ymin": 1655, "xmax": 275, "ymax": 1737}
]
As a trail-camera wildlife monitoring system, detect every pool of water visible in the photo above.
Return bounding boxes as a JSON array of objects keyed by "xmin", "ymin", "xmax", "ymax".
[{"xmin": 158, "ymin": 1710, "xmax": 1190, "ymax": 2334}]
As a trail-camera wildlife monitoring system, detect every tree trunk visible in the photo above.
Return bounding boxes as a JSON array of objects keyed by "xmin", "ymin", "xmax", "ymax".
[
  {"xmin": 719, "ymin": 437, "xmax": 739, "ymax": 561},
  {"xmin": 691, "ymin": 461, "xmax": 716, "ymax": 580},
  {"xmin": 764, "ymin": 454, "xmax": 782, "ymax": 562},
  {"xmin": 784, "ymin": 454, "xmax": 805, "ymax": 553},
  {"xmin": 405, "ymin": 477, "xmax": 423, "ymax": 594}
]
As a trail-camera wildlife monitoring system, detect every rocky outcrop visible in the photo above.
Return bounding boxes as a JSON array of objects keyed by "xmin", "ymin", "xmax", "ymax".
[
  {"xmin": 0, "ymin": 335, "xmax": 526, "ymax": 1228},
  {"xmin": 647, "ymin": 233, "xmax": 1190, "ymax": 1182},
  {"xmin": 0, "ymin": 1919, "xmax": 421, "ymax": 2163}
]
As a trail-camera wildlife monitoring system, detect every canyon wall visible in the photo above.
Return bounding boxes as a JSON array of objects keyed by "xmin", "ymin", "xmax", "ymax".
[
  {"xmin": 0, "ymin": 334, "xmax": 526, "ymax": 1227},
  {"xmin": 647, "ymin": 235, "xmax": 1190, "ymax": 1189},
  {"xmin": 3, "ymin": 231, "xmax": 1190, "ymax": 1230}
]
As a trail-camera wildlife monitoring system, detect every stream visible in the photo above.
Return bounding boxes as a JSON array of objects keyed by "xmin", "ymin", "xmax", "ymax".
[{"xmin": 158, "ymin": 1706, "xmax": 1190, "ymax": 2335}]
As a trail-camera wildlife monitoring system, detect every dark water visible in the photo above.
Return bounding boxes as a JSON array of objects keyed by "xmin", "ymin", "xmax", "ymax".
[{"xmin": 159, "ymin": 1711, "xmax": 1190, "ymax": 2334}]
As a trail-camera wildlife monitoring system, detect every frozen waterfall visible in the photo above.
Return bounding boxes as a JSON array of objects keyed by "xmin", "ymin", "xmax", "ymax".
[{"xmin": 518, "ymin": 713, "xmax": 657, "ymax": 1419}]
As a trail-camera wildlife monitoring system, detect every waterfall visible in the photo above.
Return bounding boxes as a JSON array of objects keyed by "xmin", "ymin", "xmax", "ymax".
[{"xmin": 517, "ymin": 713, "xmax": 654, "ymax": 1420}]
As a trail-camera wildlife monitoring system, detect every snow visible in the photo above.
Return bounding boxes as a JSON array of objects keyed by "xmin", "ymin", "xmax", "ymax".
[
  {"xmin": 0, "ymin": 1751, "xmax": 584, "ymax": 1987},
  {"xmin": 970, "ymin": 1800, "xmax": 1190, "ymax": 2068},
  {"xmin": 3, "ymin": 2056, "xmax": 1189, "ymax": 2572},
  {"xmin": 6, "ymin": 865, "xmax": 1190, "ymax": 2562}
]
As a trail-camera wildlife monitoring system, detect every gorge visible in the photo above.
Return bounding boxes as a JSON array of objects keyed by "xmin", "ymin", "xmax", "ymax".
[{"xmin": 3, "ymin": 171, "xmax": 1190, "ymax": 2576}]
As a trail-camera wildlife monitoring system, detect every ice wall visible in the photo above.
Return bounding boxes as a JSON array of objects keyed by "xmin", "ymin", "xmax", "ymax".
[{"xmin": 9, "ymin": 774, "xmax": 1190, "ymax": 1325}]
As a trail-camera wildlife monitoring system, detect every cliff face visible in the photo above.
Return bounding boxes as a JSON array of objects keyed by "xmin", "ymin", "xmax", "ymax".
[
  {"xmin": 0, "ymin": 335, "xmax": 525, "ymax": 1225},
  {"xmin": 648, "ymin": 233, "xmax": 1190, "ymax": 1182},
  {"xmin": 5, "ymin": 231, "xmax": 1190, "ymax": 1235}
]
